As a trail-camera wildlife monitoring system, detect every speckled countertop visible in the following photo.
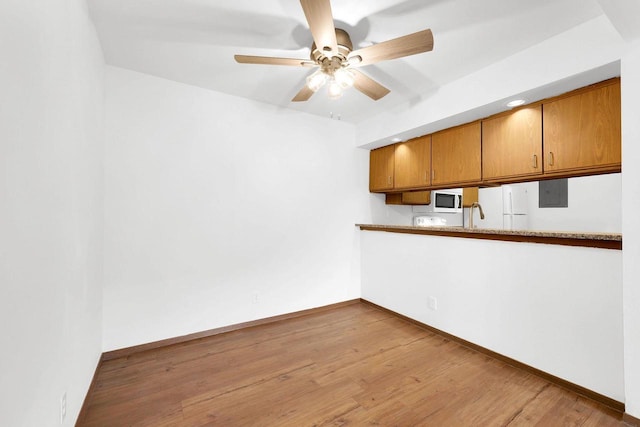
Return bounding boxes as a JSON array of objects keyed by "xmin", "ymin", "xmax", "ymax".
[{"xmin": 356, "ymin": 224, "xmax": 622, "ymax": 249}]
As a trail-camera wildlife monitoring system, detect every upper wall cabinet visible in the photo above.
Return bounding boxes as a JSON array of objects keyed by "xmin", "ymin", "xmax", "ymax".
[
  {"xmin": 431, "ymin": 121, "xmax": 482, "ymax": 187},
  {"xmin": 367, "ymin": 78, "xmax": 620, "ymax": 195},
  {"xmin": 482, "ymin": 105, "xmax": 543, "ymax": 181},
  {"xmin": 543, "ymin": 79, "xmax": 621, "ymax": 175},
  {"xmin": 394, "ymin": 135, "xmax": 431, "ymax": 191},
  {"xmin": 369, "ymin": 145, "xmax": 395, "ymax": 192}
]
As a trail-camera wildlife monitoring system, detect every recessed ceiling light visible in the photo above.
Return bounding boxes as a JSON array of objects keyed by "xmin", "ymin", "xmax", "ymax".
[
  {"xmin": 391, "ymin": 137, "xmax": 402, "ymax": 143},
  {"xmin": 506, "ymin": 99, "xmax": 526, "ymax": 108}
]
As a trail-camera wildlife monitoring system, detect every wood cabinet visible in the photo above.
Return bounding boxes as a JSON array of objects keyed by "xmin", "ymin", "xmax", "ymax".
[
  {"xmin": 402, "ymin": 191, "xmax": 431, "ymax": 204},
  {"xmin": 482, "ymin": 105, "xmax": 543, "ymax": 181},
  {"xmin": 369, "ymin": 145, "xmax": 395, "ymax": 192},
  {"xmin": 369, "ymin": 136, "xmax": 430, "ymax": 194},
  {"xmin": 368, "ymin": 79, "xmax": 620, "ymax": 195},
  {"xmin": 543, "ymin": 79, "xmax": 621, "ymax": 175},
  {"xmin": 462, "ymin": 187, "xmax": 479, "ymax": 207},
  {"xmin": 431, "ymin": 121, "xmax": 482, "ymax": 187},
  {"xmin": 385, "ymin": 191, "xmax": 431, "ymax": 205},
  {"xmin": 394, "ymin": 135, "xmax": 431, "ymax": 190}
]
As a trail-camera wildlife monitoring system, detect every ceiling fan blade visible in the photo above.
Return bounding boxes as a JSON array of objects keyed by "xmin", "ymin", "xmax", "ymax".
[
  {"xmin": 300, "ymin": 0, "xmax": 338, "ymax": 54},
  {"xmin": 234, "ymin": 55, "xmax": 315, "ymax": 67},
  {"xmin": 349, "ymin": 29, "xmax": 434, "ymax": 67},
  {"xmin": 292, "ymin": 84, "xmax": 315, "ymax": 102},
  {"xmin": 352, "ymin": 70, "xmax": 390, "ymax": 101}
]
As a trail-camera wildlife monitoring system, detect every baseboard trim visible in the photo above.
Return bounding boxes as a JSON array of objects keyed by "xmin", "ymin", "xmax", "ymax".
[
  {"xmin": 101, "ymin": 299, "xmax": 361, "ymax": 361},
  {"xmin": 359, "ymin": 298, "xmax": 625, "ymax": 414},
  {"xmin": 624, "ymin": 412, "xmax": 640, "ymax": 426}
]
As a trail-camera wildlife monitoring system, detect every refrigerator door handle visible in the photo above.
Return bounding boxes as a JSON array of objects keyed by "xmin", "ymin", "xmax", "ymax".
[{"xmin": 509, "ymin": 192, "xmax": 514, "ymax": 215}]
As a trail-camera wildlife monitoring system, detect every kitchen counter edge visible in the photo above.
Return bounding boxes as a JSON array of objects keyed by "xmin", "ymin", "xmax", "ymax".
[{"xmin": 356, "ymin": 224, "xmax": 622, "ymax": 250}]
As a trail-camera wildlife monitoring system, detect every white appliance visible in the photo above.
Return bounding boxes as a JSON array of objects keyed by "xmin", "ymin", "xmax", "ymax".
[
  {"xmin": 414, "ymin": 216, "xmax": 448, "ymax": 227},
  {"xmin": 503, "ymin": 184, "xmax": 528, "ymax": 230},
  {"xmin": 423, "ymin": 188, "xmax": 463, "ymax": 213},
  {"xmin": 412, "ymin": 188, "xmax": 464, "ymax": 227}
]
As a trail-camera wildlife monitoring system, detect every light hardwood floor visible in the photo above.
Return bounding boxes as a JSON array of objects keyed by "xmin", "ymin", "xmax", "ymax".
[{"xmin": 78, "ymin": 302, "xmax": 625, "ymax": 426}]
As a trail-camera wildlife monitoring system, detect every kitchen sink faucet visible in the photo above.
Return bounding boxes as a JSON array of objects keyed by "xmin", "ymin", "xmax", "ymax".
[{"xmin": 469, "ymin": 202, "xmax": 485, "ymax": 229}]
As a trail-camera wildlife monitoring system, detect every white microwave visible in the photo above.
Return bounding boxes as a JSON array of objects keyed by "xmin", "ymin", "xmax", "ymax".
[{"xmin": 425, "ymin": 189, "xmax": 463, "ymax": 213}]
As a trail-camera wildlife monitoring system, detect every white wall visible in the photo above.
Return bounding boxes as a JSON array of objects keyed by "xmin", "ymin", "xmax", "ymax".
[
  {"xmin": 524, "ymin": 174, "xmax": 621, "ymax": 232},
  {"xmin": 0, "ymin": 1, "xmax": 104, "ymax": 426},
  {"xmin": 369, "ymin": 194, "xmax": 415, "ymax": 226},
  {"xmin": 103, "ymin": 67, "xmax": 369, "ymax": 351},
  {"xmin": 361, "ymin": 231, "xmax": 624, "ymax": 401},
  {"xmin": 472, "ymin": 174, "xmax": 622, "ymax": 232},
  {"xmin": 622, "ymin": 42, "xmax": 640, "ymax": 419}
]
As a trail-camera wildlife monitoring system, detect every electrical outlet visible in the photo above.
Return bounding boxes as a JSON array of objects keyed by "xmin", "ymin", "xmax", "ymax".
[
  {"xmin": 428, "ymin": 296, "xmax": 438, "ymax": 311},
  {"xmin": 60, "ymin": 392, "xmax": 66, "ymax": 424},
  {"xmin": 251, "ymin": 292, "xmax": 259, "ymax": 304}
]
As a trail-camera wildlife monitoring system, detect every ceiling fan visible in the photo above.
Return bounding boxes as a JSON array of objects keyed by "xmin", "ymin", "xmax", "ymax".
[{"xmin": 234, "ymin": 0, "xmax": 434, "ymax": 102}]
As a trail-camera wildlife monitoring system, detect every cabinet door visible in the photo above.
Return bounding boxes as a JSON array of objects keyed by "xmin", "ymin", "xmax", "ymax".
[
  {"xmin": 482, "ymin": 105, "xmax": 542, "ymax": 181},
  {"xmin": 431, "ymin": 121, "xmax": 482, "ymax": 186},
  {"xmin": 401, "ymin": 191, "xmax": 431, "ymax": 205},
  {"xmin": 369, "ymin": 145, "xmax": 395, "ymax": 192},
  {"xmin": 394, "ymin": 135, "xmax": 431, "ymax": 190},
  {"xmin": 462, "ymin": 187, "xmax": 479, "ymax": 207},
  {"xmin": 543, "ymin": 79, "xmax": 621, "ymax": 174}
]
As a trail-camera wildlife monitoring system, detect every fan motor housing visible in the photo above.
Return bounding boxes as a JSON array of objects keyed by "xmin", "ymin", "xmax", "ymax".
[{"xmin": 310, "ymin": 28, "xmax": 353, "ymax": 65}]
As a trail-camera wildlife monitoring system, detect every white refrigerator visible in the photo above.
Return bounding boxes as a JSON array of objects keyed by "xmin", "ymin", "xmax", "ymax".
[{"xmin": 502, "ymin": 184, "xmax": 528, "ymax": 230}]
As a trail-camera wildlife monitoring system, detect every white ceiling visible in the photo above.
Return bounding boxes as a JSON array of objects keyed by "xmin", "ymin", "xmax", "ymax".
[{"xmin": 88, "ymin": 0, "xmax": 606, "ymax": 123}]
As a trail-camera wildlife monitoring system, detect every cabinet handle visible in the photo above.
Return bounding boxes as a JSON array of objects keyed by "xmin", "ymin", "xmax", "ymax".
[
  {"xmin": 532, "ymin": 154, "xmax": 538, "ymax": 169},
  {"xmin": 425, "ymin": 171, "xmax": 428, "ymax": 182},
  {"xmin": 432, "ymin": 170, "xmax": 435, "ymax": 181},
  {"xmin": 388, "ymin": 176, "xmax": 392, "ymax": 185},
  {"xmin": 549, "ymin": 151, "xmax": 555, "ymax": 166}
]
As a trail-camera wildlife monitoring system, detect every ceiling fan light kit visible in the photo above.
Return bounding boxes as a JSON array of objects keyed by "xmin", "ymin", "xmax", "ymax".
[
  {"xmin": 234, "ymin": 0, "xmax": 434, "ymax": 103},
  {"xmin": 306, "ymin": 69, "xmax": 328, "ymax": 92},
  {"xmin": 334, "ymin": 68, "xmax": 356, "ymax": 89},
  {"xmin": 327, "ymin": 79, "xmax": 344, "ymax": 99}
]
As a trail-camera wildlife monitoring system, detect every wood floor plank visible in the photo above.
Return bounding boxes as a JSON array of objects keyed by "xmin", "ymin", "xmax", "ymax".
[
  {"xmin": 78, "ymin": 302, "xmax": 625, "ymax": 426},
  {"xmin": 507, "ymin": 384, "xmax": 622, "ymax": 426}
]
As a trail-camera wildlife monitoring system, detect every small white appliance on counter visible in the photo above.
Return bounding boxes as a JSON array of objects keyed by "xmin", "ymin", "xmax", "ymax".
[{"xmin": 413, "ymin": 216, "xmax": 448, "ymax": 227}]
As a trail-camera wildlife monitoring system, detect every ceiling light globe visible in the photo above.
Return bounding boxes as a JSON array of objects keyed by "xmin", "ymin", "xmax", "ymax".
[
  {"xmin": 327, "ymin": 80, "xmax": 343, "ymax": 100},
  {"xmin": 334, "ymin": 68, "xmax": 356, "ymax": 89},
  {"xmin": 306, "ymin": 70, "xmax": 327, "ymax": 92}
]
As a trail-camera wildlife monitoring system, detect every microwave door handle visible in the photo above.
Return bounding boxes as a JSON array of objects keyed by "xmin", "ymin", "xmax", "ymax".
[{"xmin": 458, "ymin": 194, "xmax": 462, "ymax": 208}]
